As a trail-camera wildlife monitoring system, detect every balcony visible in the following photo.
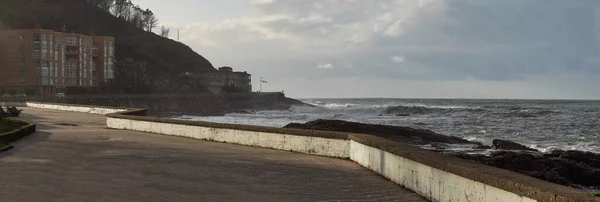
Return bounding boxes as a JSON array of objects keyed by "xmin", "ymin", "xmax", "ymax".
[
  {"xmin": 65, "ymin": 50, "xmax": 78, "ymax": 55},
  {"xmin": 65, "ymin": 42, "xmax": 79, "ymax": 47}
]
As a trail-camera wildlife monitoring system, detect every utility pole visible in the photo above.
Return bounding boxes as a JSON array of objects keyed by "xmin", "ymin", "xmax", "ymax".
[
  {"xmin": 177, "ymin": 29, "xmax": 180, "ymax": 41},
  {"xmin": 134, "ymin": 71, "xmax": 138, "ymax": 94},
  {"xmin": 259, "ymin": 77, "xmax": 267, "ymax": 93}
]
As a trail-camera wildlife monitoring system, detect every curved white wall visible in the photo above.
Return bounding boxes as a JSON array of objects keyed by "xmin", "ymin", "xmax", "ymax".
[
  {"xmin": 107, "ymin": 117, "xmax": 350, "ymax": 158},
  {"xmin": 25, "ymin": 102, "xmax": 126, "ymax": 115}
]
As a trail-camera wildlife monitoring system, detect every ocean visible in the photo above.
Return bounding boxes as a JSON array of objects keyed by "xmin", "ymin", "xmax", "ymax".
[{"xmin": 179, "ymin": 99, "xmax": 600, "ymax": 154}]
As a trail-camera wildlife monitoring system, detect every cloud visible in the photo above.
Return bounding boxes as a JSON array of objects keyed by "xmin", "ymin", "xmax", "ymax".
[
  {"xmin": 316, "ymin": 63, "xmax": 335, "ymax": 69},
  {"xmin": 390, "ymin": 56, "xmax": 405, "ymax": 63},
  {"xmin": 166, "ymin": 0, "xmax": 600, "ymax": 98}
]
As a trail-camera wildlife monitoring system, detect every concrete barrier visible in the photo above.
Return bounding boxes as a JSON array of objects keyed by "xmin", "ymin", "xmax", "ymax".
[
  {"xmin": 25, "ymin": 102, "xmax": 127, "ymax": 115},
  {"xmin": 349, "ymin": 139, "xmax": 535, "ymax": 202},
  {"xmin": 0, "ymin": 102, "xmax": 27, "ymax": 107},
  {"xmin": 106, "ymin": 115, "xmax": 349, "ymax": 158},
  {"xmin": 24, "ymin": 102, "xmax": 600, "ymax": 202}
]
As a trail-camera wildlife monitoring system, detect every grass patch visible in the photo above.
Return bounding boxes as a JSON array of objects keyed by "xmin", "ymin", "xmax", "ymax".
[
  {"xmin": 0, "ymin": 141, "xmax": 11, "ymax": 151},
  {"xmin": 592, "ymin": 192, "xmax": 600, "ymax": 197},
  {"xmin": 0, "ymin": 119, "xmax": 29, "ymax": 134}
]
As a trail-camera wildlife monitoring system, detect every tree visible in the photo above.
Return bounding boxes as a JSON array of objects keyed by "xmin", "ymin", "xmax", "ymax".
[
  {"xmin": 112, "ymin": 0, "xmax": 129, "ymax": 19},
  {"xmin": 120, "ymin": 1, "xmax": 133, "ymax": 21},
  {"xmin": 85, "ymin": 0, "xmax": 113, "ymax": 12},
  {"xmin": 130, "ymin": 5, "xmax": 144, "ymax": 29},
  {"xmin": 160, "ymin": 26, "xmax": 170, "ymax": 38},
  {"xmin": 88, "ymin": 0, "xmax": 159, "ymax": 33},
  {"xmin": 142, "ymin": 9, "xmax": 158, "ymax": 32},
  {"xmin": 97, "ymin": 0, "xmax": 114, "ymax": 12}
]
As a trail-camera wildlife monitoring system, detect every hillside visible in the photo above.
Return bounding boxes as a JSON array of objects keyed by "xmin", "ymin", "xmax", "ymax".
[{"xmin": 0, "ymin": 0, "xmax": 215, "ymax": 94}]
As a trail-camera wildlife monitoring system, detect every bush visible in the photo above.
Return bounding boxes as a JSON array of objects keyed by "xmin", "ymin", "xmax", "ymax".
[{"xmin": 0, "ymin": 118, "xmax": 28, "ymax": 134}]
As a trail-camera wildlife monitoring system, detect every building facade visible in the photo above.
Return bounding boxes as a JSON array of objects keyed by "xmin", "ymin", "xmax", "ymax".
[
  {"xmin": 0, "ymin": 29, "xmax": 114, "ymax": 95},
  {"xmin": 197, "ymin": 66, "xmax": 252, "ymax": 94}
]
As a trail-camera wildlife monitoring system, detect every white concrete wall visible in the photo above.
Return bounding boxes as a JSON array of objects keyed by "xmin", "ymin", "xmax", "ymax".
[
  {"xmin": 25, "ymin": 102, "xmax": 126, "ymax": 115},
  {"xmin": 349, "ymin": 140, "xmax": 537, "ymax": 202},
  {"xmin": 0, "ymin": 102, "xmax": 26, "ymax": 107},
  {"xmin": 107, "ymin": 117, "xmax": 349, "ymax": 158}
]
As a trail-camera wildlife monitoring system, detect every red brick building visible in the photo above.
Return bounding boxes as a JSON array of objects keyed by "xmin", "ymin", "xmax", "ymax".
[{"xmin": 0, "ymin": 29, "xmax": 114, "ymax": 95}]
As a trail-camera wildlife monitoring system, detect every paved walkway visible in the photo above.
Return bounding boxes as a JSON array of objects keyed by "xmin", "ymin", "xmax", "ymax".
[{"xmin": 0, "ymin": 107, "xmax": 426, "ymax": 202}]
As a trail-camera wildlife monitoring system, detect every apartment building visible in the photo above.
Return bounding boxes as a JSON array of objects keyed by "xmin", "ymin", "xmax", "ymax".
[{"xmin": 0, "ymin": 29, "xmax": 114, "ymax": 95}]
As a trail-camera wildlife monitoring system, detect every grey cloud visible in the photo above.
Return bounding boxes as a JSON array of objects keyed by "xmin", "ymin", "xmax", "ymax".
[{"xmin": 175, "ymin": 0, "xmax": 600, "ymax": 98}]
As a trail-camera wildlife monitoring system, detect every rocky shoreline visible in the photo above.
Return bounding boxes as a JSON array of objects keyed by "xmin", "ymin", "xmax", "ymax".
[{"xmin": 284, "ymin": 119, "xmax": 600, "ymax": 191}]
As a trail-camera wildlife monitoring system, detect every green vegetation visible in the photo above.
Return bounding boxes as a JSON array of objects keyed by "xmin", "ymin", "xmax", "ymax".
[
  {"xmin": 0, "ymin": 118, "xmax": 28, "ymax": 134},
  {"xmin": 591, "ymin": 192, "xmax": 600, "ymax": 197},
  {"xmin": 0, "ymin": 0, "xmax": 214, "ymax": 94}
]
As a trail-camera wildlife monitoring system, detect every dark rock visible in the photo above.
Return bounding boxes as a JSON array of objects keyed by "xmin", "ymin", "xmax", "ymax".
[
  {"xmin": 492, "ymin": 139, "xmax": 538, "ymax": 151},
  {"xmin": 231, "ymin": 110, "xmax": 252, "ymax": 114},
  {"xmin": 395, "ymin": 114, "xmax": 410, "ymax": 117},
  {"xmin": 545, "ymin": 150, "xmax": 600, "ymax": 168},
  {"xmin": 284, "ymin": 119, "xmax": 481, "ymax": 146},
  {"xmin": 450, "ymin": 152, "xmax": 489, "ymax": 164},
  {"xmin": 451, "ymin": 150, "xmax": 600, "ymax": 189},
  {"xmin": 474, "ymin": 145, "xmax": 492, "ymax": 150}
]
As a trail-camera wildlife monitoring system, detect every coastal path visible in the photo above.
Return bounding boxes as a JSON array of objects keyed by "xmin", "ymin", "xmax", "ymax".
[{"xmin": 0, "ymin": 107, "xmax": 426, "ymax": 202}]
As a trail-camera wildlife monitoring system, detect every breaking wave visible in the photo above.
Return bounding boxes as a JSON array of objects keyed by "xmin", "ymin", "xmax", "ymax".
[
  {"xmin": 502, "ymin": 110, "xmax": 559, "ymax": 118},
  {"xmin": 299, "ymin": 101, "xmax": 562, "ymax": 117},
  {"xmin": 300, "ymin": 101, "xmax": 485, "ymax": 115}
]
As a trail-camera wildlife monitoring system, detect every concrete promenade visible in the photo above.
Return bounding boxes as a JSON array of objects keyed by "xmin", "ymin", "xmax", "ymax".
[{"xmin": 0, "ymin": 108, "xmax": 425, "ymax": 202}]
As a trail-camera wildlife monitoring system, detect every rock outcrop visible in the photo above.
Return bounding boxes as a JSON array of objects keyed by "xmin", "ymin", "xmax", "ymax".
[
  {"xmin": 453, "ymin": 150, "xmax": 600, "ymax": 189},
  {"xmin": 284, "ymin": 119, "xmax": 482, "ymax": 146},
  {"xmin": 492, "ymin": 139, "xmax": 538, "ymax": 152}
]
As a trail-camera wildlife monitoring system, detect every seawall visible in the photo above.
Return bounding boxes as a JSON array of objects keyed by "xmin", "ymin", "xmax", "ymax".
[
  {"xmin": 2, "ymin": 93, "xmax": 302, "ymax": 115},
  {"xmin": 21, "ymin": 102, "xmax": 600, "ymax": 202}
]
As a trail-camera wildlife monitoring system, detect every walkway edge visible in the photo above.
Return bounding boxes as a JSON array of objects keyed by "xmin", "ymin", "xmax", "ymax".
[{"xmin": 24, "ymin": 102, "xmax": 600, "ymax": 202}]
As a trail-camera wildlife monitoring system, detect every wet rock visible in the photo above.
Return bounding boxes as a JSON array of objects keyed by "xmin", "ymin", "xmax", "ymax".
[
  {"xmin": 451, "ymin": 150, "xmax": 600, "ymax": 189},
  {"xmin": 231, "ymin": 110, "xmax": 252, "ymax": 114},
  {"xmin": 474, "ymin": 145, "xmax": 492, "ymax": 150},
  {"xmin": 284, "ymin": 119, "xmax": 482, "ymax": 145},
  {"xmin": 492, "ymin": 139, "xmax": 538, "ymax": 152},
  {"xmin": 450, "ymin": 152, "xmax": 489, "ymax": 163},
  {"xmin": 545, "ymin": 150, "xmax": 600, "ymax": 168}
]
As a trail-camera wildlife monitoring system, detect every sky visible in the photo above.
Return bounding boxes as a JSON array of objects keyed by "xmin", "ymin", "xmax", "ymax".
[{"xmin": 135, "ymin": 0, "xmax": 600, "ymax": 99}]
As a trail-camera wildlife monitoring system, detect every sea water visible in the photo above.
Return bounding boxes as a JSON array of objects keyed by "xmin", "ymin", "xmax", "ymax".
[{"xmin": 178, "ymin": 99, "xmax": 600, "ymax": 154}]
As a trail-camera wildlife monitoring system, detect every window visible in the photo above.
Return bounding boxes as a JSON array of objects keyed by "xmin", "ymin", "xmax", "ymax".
[
  {"xmin": 20, "ymin": 43, "xmax": 25, "ymax": 62},
  {"xmin": 32, "ymin": 51, "xmax": 41, "ymax": 59},
  {"xmin": 33, "ymin": 34, "xmax": 40, "ymax": 41}
]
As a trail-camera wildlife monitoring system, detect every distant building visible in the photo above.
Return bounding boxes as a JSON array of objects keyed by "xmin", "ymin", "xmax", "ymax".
[
  {"xmin": 197, "ymin": 66, "xmax": 251, "ymax": 94},
  {"xmin": 0, "ymin": 29, "xmax": 115, "ymax": 95}
]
